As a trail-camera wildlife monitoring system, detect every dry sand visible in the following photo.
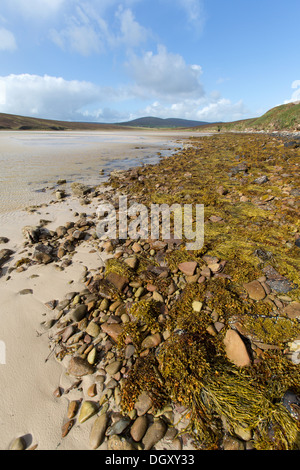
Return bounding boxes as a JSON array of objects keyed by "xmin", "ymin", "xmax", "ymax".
[{"xmin": 0, "ymin": 196, "xmax": 112, "ymax": 450}]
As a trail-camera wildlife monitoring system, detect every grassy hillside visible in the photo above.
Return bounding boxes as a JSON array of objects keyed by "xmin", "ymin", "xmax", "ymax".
[
  {"xmin": 220, "ymin": 102, "xmax": 300, "ymax": 133},
  {"xmin": 0, "ymin": 113, "xmax": 127, "ymax": 131}
]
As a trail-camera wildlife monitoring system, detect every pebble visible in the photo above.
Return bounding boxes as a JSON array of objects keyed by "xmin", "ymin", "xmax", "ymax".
[
  {"xmin": 223, "ymin": 329, "xmax": 251, "ymax": 367},
  {"xmin": 67, "ymin": 400, "xmax": 79, "ymax": 419},
  {"xmin": 9, "ymin": 436, "xmax": 26, "ymax": 450},
  {"xmin": 141, "ymin": 333, "xmax": 162, "ymax": 349},
  {"xmin": 71, "ymin": 304, "xmax": 87, "ymax": 322},
  {"xmin": 105, "ymin": 360, "xmax": 122, "ymax": 376},
  {"xmin": 283, "ymin": 302, "xmax": 300, "ymax": 319},
  {"xmin": 67, "ymin": 356, "xmax": 94, "ymax": 377},
  {"xmin": 243, "ymin": 280, "xmax": 266, "ymax": 301},
  {"xmin": 78, "ymin": 401, "xmax": 99, "ymax": 423},
  {"xmin": 142, "ymin": 419, "xmax": 167, "ymax": 450},
  {"xmin": 19, "ymin": 289, "xmax": 33, "ymax": 295},
  {"xmin": 107, "ymin": 435, "xmax": 136, "ymax": 451},
  {"xmin": 89, "ymin": 413, "xmax": 108, "ymax": 449},
  {"xmin": 178, "ymin": 261, "xmax": 197, "ymax": 276},
  {"xmin": 135, "ymin": 392, "xmax": 153, "ymax": 416},
  {"xmin": 192, "ymin": 300, "xmax": 203, "ymax": 312},
  {"xmin": 85, "ymin": 321, "xmax": 101, "ymax": 338},
  {"xmin": 130, "ymin": 415, "xmax": 148, "ymax": 442}
]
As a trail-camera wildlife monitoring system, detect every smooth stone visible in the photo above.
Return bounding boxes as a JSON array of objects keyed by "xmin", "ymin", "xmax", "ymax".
[
  {"xmin": 130, "ymin": 415, "xmax": 148, "ymax": 442},
  {"xmin": 142, "ymin": 419, "xmax": 167, "ymax": 450},
  {"xmin": 125, "ymin": 344, "xmax": 136, "ymax": 359},
  {"xmin": 101, "ymin": 322, "xmax": 123, "ymax": 343},
  {"xmin": 9, "ymin": 437, "xmax": 26, "ymax": 450},
  {"xmin": 67, "ymin": 400, "xmax": 79, "ymax": 419},
  {"xmin": 106, "ymin": 272, "xmax": 129, "ymax": 291},
  {"xmin": 86, "ymin": 321, "xmax": 101, "ymax": 338},
  {"xmin": 223, "ymin": 329, "xmax": 251, "ymax": 367},
  {"xmin": 106, "ymin": 417, "xmax": 131, "ymax": 436},
  {"xmin": 67, "ymin": 356, "xmax": 94, "ymax": 377},
  {"xmin": 152, "ymin": 291, "xmax": 164, "ymax": 302},
  {"xmin": 107, "ymin": 435, "xmax": 136, "ymax": 451},
  {"xmin": 78, "ymin": 401, "xmax": 99, "ymax": 423},
  {"xmin": 178, "ymin": 261, "xmax": 197, "ymax": 276},
  {"xmin": 243, "ymin": 280, "xmax": 266, "ymax": 301},
  {"xmin": 87, "ymin": 347, "xmax": 97, "ymax": 365},
  {"xmin": 105, "ymin": 360, "xmax": 122, "ymax": 376},
  {"xmin": 141, "ymin": 333, "xmax": 162, "ymax": 349},
  {"xmin": 134, "ymin": 392, "xmax": 153, "ymax": 416},
  {"xmin": 71, "ymin": 304, "xmax": 87, "ymax": 322},
  {"xmin": 283, "ymin": 302, "xmax": 300, "ymax": 319},
  {"xmin": 89, "ymin": 413, "xmax": 108, "ymax": 449},
  {"xmin": 124, "ymin": 257, "xmax": 138, "ymax": 269}
]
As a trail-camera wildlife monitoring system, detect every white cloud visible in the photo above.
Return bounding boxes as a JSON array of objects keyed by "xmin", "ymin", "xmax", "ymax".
[
  {"xmin": 284, "ymin": 80, "xmax": 300, "ymax": 104},
  {"xmin": 136, "ymin": 96, "xmax": 248, "ymax": 123},
  {"xmin": 128, "ymin": 45, "xmax": 204, "ymax": 100},
  {"xmin": 0, "ymin": 27, "xmax": 17, "ymax": 51},
  {"xmin": 0, "ymin": 74, "xmax": 105, "ymax": 120},
  {"xmin": 114, "ymin": 6, "xmax": 149, "ymax": 48}
]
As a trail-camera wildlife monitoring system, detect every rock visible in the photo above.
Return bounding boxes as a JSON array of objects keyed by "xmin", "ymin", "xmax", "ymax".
[
  {"xmin": 107, "ymin": 435, "xmax": 136, "ymax": 451},
  {"xmin": 19, "ymin": 289, "xmax": 33, "ymax": 295},
  {"xmin": 71, "ymin": 182, "xmax": 90, "ymax": 197},
  {"xmin": 263, "ymin": 265, "xmax": 295, "ymax": 293},
  {"xmin": 282, "ymin": 390, "xmax": 300, "ymax": 420},
  {"xmin": 33, "ymin": 244, "xmax": 53, "ymax": 264},
  {"xmin": 243, "ymin": 280, "xmax": 266, "ymax": 301},
  {"xmin": 283, "ymin": 302, "xmax": 300, "ymax": 319},
  {"xmin": 9, "ymin": 436, "xmax": 26, "ymax": 450},
  {"xmin": 101, "ymin": 322, "xmax": 123, "ymax": 343},
  {"xmin": 130, "ymin": 415, "xmax": 148, "ymax": 442},
  {"xmin": 0, "ymin": 237, "xmax": 9, "ymax": 244},
  {"xmin": 78, "ymin": 401, "xmax": 99, "ymax": 423},
  {"xmin": 253, "ymin": 175, "xmax": 269, "ymax": 184},
  {"xmin": 125, "ymin": 344, "xmax": 136, "ymax": 359},
  {"xmin": 132, "ymin": 242, "xmax": 142, "ymax": 253},
  {"xmin": 61, "ymin": 419, "xmax": 75, "ymax": 438},
  {"xmin": 106, "ymin": 272, "xmax": 129, "ymax": 291},
  {"xmin": 223, "ymin": 435, "xmax": 245, "ymax": 450},
  {"xmin": 106, "ymin": 417, "xmax": 131, "ymax": 436},
  {"xmin": 124, "ymin": 257, "xmax": 138, "ymax": 269},
  {"xmin": 105, "ymin": 360, "xmax": 122, "ymax": 376},
  {"xmin": 223, "ymin": 329, "xmax": 251, "ymax": 367},
  {"xmin": 142, "ymin": 419, "xmax": 167, "ymax": 450},
  {"xmin": 0, "ymin": 248, "xmax": 14, "ymax": 267},
  {"xmin": 89, "ymin": 413, "xmax": 108, "ymax": 449},
  {"xmin": 192, "ymin": 301, "xmax": 203, "ymax": 312},
  {"xmin": 209, "ymin": 215, "xmax": 224, "ymax": 223},
  {"xmin": 152, "ymin": 291, "xmax": 164, "ymax": 303},
  {"xmin": 229, "ymin": 162, "xmax": 249, "ymax": 175},
  {"xmin": 67, "ymin": 400, "xmax": 79, "ymax": 419},
  {"xmin": 86, "ymin": 321, "xmax": 101, "ymax": 338},
  {"xmin": 56, "ymin": 226, "xmax": 67, "ymax": 238},
  {"xmin": 178, "ymin": 261, "xmax": 197, "ymax": 276},
  {"xmin": 67, "ymin": 356, "xmax": 94, "ymax": 377},
  {"xmin": 134, "ymin": 392, "xmax": 153, "ymax": 416},
  {"xmin": 141, "ymin": 333, "xmax": 162, "ymax": 349},
  {"xmin": 71, "ymin": 304, "xmax": 87, "ymax": 322}
]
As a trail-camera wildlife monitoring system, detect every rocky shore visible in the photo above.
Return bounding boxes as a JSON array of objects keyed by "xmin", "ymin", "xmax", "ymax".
[{"xmin": 1, "ymin": 132, "xmax": 300, "ymax": 451}]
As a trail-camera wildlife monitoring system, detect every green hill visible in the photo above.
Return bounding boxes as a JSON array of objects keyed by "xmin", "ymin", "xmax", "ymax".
[{"xmin": 220, "ymin": 101, "xmax": 300, "ymax": 133}]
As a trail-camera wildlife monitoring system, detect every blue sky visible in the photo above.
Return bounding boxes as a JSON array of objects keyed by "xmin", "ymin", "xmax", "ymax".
[{"xmin": 0, "ymin": 0, "xmax": 299, "ymax": 123}]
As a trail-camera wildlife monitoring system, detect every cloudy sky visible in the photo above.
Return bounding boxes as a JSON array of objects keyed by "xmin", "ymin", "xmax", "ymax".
[{"xmin": 0, "ymin": 0, "xmax": 299, "ymax": 123}]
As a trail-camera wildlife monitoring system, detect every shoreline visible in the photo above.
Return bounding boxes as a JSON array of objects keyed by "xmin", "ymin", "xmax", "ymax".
[{"xmin": 0, "ymin": 131, "xmax": 300, "ymax": 451}]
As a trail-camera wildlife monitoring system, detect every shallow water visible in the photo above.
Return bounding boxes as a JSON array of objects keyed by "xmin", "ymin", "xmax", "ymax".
[{"xmin": 0, "ymin": 130, "xmax": 189, "ymax": 218}]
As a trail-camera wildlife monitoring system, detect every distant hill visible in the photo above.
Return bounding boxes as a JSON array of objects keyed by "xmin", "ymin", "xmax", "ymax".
[
  {"xmin": 219, "ymin": 102, "xmax": 300, "ymax": 133},
  {"xmin": 116, "ymin": 116, "xmax": 210, "ymax": 128},
  {"xmin": 0, "ymin": 112, "xmax": 127, "ymax": 131}
]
